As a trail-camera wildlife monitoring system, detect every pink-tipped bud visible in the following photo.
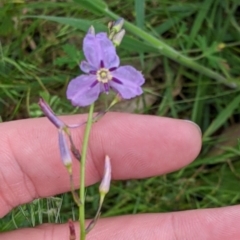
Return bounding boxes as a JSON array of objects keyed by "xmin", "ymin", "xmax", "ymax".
[
  {"xmin": 58, "ymin": 129, "xmax": 72, "ymax": 173},
  {"xmin": 38, "ymin": 98, "xmax": 65, "ymax": 129},
  {"xmin": 99, "ymin": 155, "xmax": 111, "ymax": 194},
  {"xmin": 88, "ymin": 25, "xmax": 95, "ymax": 35}
]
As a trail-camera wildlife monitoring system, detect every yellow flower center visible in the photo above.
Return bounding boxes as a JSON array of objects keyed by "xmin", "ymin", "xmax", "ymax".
[{"xmin": 96, "ymin": 68, "xmax": 112, "ymax": 83}]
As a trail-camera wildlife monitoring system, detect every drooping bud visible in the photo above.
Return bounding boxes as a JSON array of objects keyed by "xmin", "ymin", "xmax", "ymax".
[
  {"xmin": 112, "ymin": 29, "xmax": 126, "ymax": 46},
  {"xmin": 38, "ymin": 98, "xmax": 82, "ymax": 162},
  {"xmin": 58, "ymin": 129, "xmax": 72, "ymax": 174},
  {"xmin": 112, "ymin": 18, "xmax": 124, "ymax": 33},
  {"xmin": 38, "ymin": 98, "xmax": 65, "ymax": 129},
  {"xmin": 99, "ymin": 155, "xmax": 111, "ymax": 195},
  {"xmin": 88, "ymin": 25, "xmax": 95, "ymax": 35},
  {"xmin": 86, "ymin": 156, "xmax": 112, "ymax": 234}
]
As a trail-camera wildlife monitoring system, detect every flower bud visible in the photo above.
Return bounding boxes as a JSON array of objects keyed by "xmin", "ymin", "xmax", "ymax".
[
  {"xmin": 38, "ymin": 98, "xmax": 65, "ymax": 129},
  {"xmin": 108, "ymin": 21, "xmax": 114, "ymax": 30},
  {"xmin": 58, "ymin": 129, "xmax": 72, "ymax": 174},
  {"xmin": 112, "ymin": 18, "xmax": 124, "ymax": 33},
  {"xmin": 88, "ymin": 25, "xmax": 95, "ymax": 35},
  {"xmin": 112, "ymin": 29, "xmax": 126, "ymax": 46},
  {"xmin": 99, "ymin": 155, "xmax": 111, "ymax": 194}
]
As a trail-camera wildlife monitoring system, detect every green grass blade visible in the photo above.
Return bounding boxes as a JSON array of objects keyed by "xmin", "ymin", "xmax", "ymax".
[
  {"xmin": 134, "ymin": 0, "xmax": 145, "ymax": 67},
  {"xmin": 186, "ymin": 0, "xmax": 214, "ymax": 49},
  {"xmin": 24, "ymin": 15, "xmax": 157, "ymax": 54},
  {"xmin": 191, "ymin": 75, "xmax": 206, "ymax": 124},
  {"xmin": 203, "ymin": 94, "xmax": 240, "ymax": 138},
  {"xmin": 135, "ymin": 0, "xmax": 145, "ymax": 29},
  {"xmin": 23, "ymin": 15, "xmax": 105, "ymax": 32}
]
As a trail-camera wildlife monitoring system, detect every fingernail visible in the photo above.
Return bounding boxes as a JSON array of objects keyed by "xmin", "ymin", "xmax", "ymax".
[{"xmin": 184, "ymin": 120, "xmax": 202, "ymax": 135}]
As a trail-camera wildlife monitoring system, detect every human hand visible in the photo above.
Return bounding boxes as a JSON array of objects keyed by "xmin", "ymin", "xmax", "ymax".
[{"xmin": 0, "ymin": 113, "xmax": 239, "ymax": 239}]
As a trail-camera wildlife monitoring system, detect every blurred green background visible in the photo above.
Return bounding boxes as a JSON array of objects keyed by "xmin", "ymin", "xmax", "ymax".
[{"xmin": 0, "ymin": 0, "xmax": 240, "ymax": 232}]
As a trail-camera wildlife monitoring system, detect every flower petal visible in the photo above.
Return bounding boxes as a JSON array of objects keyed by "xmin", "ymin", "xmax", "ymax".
[
  {"xmin": 80, "ymin": 60, "xmax": 96, "ymax": 73},
  {"xmin": 83, "ymin": 32, "xmax": 119, "ymax": 69},
  {"xmin": 97, "ymin": 33, "xmax": 120, "ymax": 68},
  {"xmin": 66, "ymin": 75, "xmax": 101, "ymax": 107},
  {"xmin": 110, "ymin": 66, "xmax": 144, "ymax": 99}
]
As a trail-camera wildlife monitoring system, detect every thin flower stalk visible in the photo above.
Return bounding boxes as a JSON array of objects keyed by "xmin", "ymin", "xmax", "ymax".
[{"xmin": 79, "ymin": 103, "xmax": 95, "ymax": 240}]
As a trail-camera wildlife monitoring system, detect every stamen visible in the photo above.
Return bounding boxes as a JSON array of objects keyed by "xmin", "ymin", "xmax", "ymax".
[
  {"xmin": 96, "ymin": 68, "xmax": 112, "ymax": 83},
  {"xmin": 112, "ymin": 77, "xmax": 123, "ymax": 84},
  {"xmin": 109, "ymin": 67, "xmax": 117, "ymax": 72},
  {"xmin": 104, "ymin": 83, "xmax": 110, "ymax": 93},
  {"xmin": 90, "ymin": 80, "xmax": 98, "ymax": 88},
  {"xmin": 100, "ymin": 60, "xmax": 104, "ymax": 68}
]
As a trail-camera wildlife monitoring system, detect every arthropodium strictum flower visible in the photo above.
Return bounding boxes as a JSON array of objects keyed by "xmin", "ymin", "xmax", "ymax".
[
  {"xmin": 66, "ymin": 25, "xmax": 145, "ymax": 107},
  {"xmin": 38, "ymin": 98, "xmax": 81, "ymax": 172}
]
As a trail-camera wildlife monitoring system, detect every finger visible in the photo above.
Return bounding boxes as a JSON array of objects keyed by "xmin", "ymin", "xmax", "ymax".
[
  {"xmin": 0, "ymin": 113, "xmax": 201, "ymax": 217},
  {"xmin": 1, "ymin": 205, "xmax": 239, "ymax": 240}
]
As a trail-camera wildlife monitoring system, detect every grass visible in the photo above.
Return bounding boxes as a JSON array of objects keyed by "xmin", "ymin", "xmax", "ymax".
[{"xmin": 1, "ymin": 0, "xmax": 240, "ymax": 233}]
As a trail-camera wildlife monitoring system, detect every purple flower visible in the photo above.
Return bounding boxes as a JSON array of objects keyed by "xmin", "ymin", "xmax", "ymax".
[{"xmin": 66, "ymin": 29, "xmax": 145, "ymax": 107}]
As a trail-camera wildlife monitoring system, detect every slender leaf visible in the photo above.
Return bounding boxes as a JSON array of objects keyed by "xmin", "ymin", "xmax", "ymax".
[{"xmin": 203, "ymin": 94, "xmax": 240, "ymax": 138}]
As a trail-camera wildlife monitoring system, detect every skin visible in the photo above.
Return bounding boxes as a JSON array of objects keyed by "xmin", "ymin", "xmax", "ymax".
[{"xmin": 0, "ymin": 113, "xmax": 239, "ymax": 240}]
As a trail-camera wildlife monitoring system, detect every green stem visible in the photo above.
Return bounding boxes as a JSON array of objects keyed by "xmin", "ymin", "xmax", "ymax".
[{"xmin": 79, "ymin": 103, "xmax": 95, "ymax": 240}]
